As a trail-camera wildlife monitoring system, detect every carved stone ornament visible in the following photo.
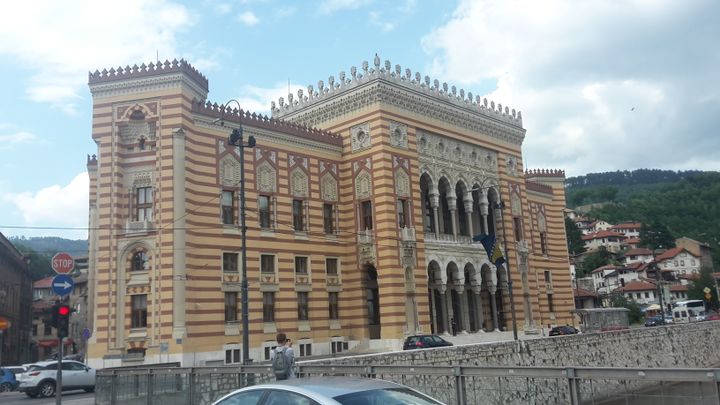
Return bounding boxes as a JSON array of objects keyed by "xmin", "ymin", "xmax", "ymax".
[
  {"xmin": 355, "ymin": 170, "xmax": 372, "ymax": 199},
  {"xmin": 351, "ymin": 123, "xmax": 371, "ymax": 152},
  {"xmin": 358, "ymin": 243, "xmax": 377, "ymax": 267},
  {"xmin": 219, "ymin": 155, "xmax": 240, "ymax": 187},
  {"xmin": 395, "ymin": 169, "xmax": 410, "ymax": 197},
  {"xmin": 537, "ymin": 211, "xmax": 547, "ymax": 232},
  {"xmin": 321, "ymin": 173, "xmax": 338, "ymax": 201},
  {"xmin": 389, "ymin": 120, "xmax": 408, "ymax": 149},
  {"xmin": 120, "ymin": 119, "xmax": 156, "ymax": 145},
  {"xmin": 401, "ymin": 242, "xmax": 416, "ymax": 268},
  {"xmin": 417, "ymin": 130, "xmax": 498, "ymax": 176},
  {"xmin": 256, "ymin": 161, "xmax": 277, "ymax": 193},
  {"xmin": 511, "ymin": 192, "xmax": 522, "ymax": 217},
  {"xmin": 131, "ymin": 170, "xmax": 153, "ymax": 188},
  {"xmin": 290, "ymin": 168, "xmax": 309, "ymax": 197},
  {"xmin": 506, "ymin": 155, "xmax": 518, "ymax": 177}
]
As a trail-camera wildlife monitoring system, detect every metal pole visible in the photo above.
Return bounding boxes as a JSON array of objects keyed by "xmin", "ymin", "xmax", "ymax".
[
  {"xmin": 56, "ymin": 335, "xmax": 63, "ymax": 405},
  {"xmin": 653, "ymin": 249, "xmax": 665, "ymax": 323},
  {"xmin": 497, "ymin": 200, "xmax": 519, "ymax": 341},
  {"xmin": 239, "ymin": 129, "xmax": 250, "ymax": 365}
]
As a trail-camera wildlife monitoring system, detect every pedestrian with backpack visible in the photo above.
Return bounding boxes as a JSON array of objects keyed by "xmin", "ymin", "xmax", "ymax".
[{"xmin": 270, "ymin": 332, "xmax": 294, "ymax": 380}]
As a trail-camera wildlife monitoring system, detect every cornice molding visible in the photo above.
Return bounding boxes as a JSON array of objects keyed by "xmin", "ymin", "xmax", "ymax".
[{"xmin": 89, "ymin": 73, "xmax": 208, "ymax": 101}]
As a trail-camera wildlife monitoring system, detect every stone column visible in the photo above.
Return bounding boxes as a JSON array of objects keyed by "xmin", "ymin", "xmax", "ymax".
[
  {"xmin": 464, "ymin": 193, "xmax": 474, "ymax": 237},
  {"xmin": 430, "ymin": 189, "xmax": 440, "ymax": 239},
  {"xmin": 447, "ymin": 194, "xmax": 457, "ymax": 240},
  {"xmin": 459, "ymin": 289, "xmax": 470, "ymax": 333},
  {"xmin": 475, "ymin": 291, "xmax": 485, "ymax": 332},
  {"xmin": 429, "ymin": 287, "xmax": 438, "ymax": 333},
  {"xmin": 437, "ymin": 285, "xmax": 447, "ymax": 334},
  {"xmin": 445, "ymin": 288, "xmax": 454, "ymax": 335},
  {"xmin": 489, "ymin": 287, "xmax": 500, "ymax": 332},
  {"xmin": 479, "ymin": 193, "xmax": 489, "ymax": 234},
  {"xmin": 172, "ymin": 128, "xmax": 187, "ymax": 341}
]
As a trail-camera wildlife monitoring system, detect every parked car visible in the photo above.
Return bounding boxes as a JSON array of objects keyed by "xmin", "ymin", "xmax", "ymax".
[
  {"xmin": 705, "ymin": 311, "xmax": 720, "ymax": 321},
  {"xmin": 549, "ymin": 326, "xmax": 579, "ymax": 336},
  {"xmin": 3, "ymin": 365, "xmax": 27, "ymax": 376},
  {"xmin": 213, "ymin": 376, "xmax": 445, "ymax": 405},
  {"xmin": 17, "ymin": 360, "xmax": 95, "ymax": 398},
  {"xmin": 403, "ymin": 334, "xmax": 453, "ymax": 350},
  {"xmin": 0, "ymin": 367, "xmax": 20, "ymax": 392},
  {"xmin": 644, "ymin": 315, "xmax": 663, "ymax": 327}
]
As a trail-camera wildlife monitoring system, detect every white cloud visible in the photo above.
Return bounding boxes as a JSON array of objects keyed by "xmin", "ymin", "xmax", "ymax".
[
  {"xmin": 237, "ymin": 11, "xmax": 260, "ymax": 26},
  {"xmin": 319, "ymin": 0, "xmax": 372, "ymax": 15},
  {"xmin": 2, "ymin": 173, "xmax": 89, "ymax": 239},
  {"xmin": 0, "ymin": 0, "xmax": 193, "ymax": 114},
  {"xmin": 0, "ymin": 130, "xmax": 37, "ymax": 147},
  {"xmin": 422, "ymin": 0, "xmax": 720, "ymax": 176},
  {"xmin": 233, "ymin": 82, "xmax": 306, "ymax": 115},
  {"xmin": 369, "ymin": 11, "xmax": 395, "ymax": 32}
]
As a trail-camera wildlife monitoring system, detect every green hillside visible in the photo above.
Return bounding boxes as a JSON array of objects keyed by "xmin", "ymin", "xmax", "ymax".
[
  {"xmin": 9, "ymin": 236, "xmax": 88, "ymax": 281},
  {"xmin": 566, "ymin": 170, "xmax": 720, "ymax": 267}
]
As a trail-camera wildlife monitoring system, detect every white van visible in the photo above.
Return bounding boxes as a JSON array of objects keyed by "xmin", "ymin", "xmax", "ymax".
[{"xmin": 673, "ymin": 306, "xmax": 701, "ymax": 324}]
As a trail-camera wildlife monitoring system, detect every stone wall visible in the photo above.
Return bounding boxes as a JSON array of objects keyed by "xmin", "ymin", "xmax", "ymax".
[{"xmin": 303, "ymin": 322, "xmax": 720, "ymax": 369}]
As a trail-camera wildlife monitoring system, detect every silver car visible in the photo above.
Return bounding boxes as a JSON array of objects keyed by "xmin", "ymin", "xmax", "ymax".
[{"xmin": 213, "ymin": 376, "xmax": 445, "ymax": 405}]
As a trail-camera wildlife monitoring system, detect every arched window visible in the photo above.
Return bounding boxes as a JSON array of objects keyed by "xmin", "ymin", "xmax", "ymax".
[{"xmin": 132, "ymin": 251, "xmax": 148, "ymax": 272}]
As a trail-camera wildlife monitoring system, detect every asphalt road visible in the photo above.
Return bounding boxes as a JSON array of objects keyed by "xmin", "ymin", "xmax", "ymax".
[{"xmin": 0, "ymin": 390, "xmax": 95, "ymax": 405}]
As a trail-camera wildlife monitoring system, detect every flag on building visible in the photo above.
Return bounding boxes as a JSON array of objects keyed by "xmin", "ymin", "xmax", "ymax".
[{"xmin": 472, "ymin": 233, "xmax": 506, "ymax": 267}]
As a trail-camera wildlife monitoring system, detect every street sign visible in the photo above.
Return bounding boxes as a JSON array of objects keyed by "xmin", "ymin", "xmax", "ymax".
[
  {"xmin": 52, "ymin": 274, "xmax": 75, "ymax": 297},
  {"xmin": 0, "ymin": 316, "xmax": 10, "ymax": 330},
  {"xmin": 51, "ymin": 252, "xmax": 75, "ymax": 274},
  {"xmin": 82, "ymin": 328, "xmax": 91, "ymax": 341},
  {"xmin": 703, "ymin": 287, "xmax": 711, "ymax": 294}
]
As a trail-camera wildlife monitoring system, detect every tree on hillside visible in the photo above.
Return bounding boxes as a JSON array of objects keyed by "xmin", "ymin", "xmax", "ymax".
[
  {"xmin": 578, "ymin": 247, "xmax": 614, "ymax": 278},
  {"xmin": 609, "ymin": 293, "xmax": 643, "ymax": 324},
  {"xmin": 565, "ymin": 217, "xmax": 586, "ymax": 256},
  {"xmin": 688, "ymin": 267, "xmax": 719, "ymax": 310},
  {"xmin": 12, "ymin": 243, "xmax": 53, "ymax": 281},
  {"xmin": 639, "ymin": 222, "xmax": 676, "ymax": 250}
]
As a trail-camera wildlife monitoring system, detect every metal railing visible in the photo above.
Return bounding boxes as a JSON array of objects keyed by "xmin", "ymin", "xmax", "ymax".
[{"xmin": 96, "ymin": 364, "xmax": 720, "ymax": 405}]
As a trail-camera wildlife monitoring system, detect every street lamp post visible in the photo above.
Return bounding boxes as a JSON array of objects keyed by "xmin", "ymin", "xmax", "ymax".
[
  {"xmin": 220, "ymin": 100, "xmax": 256, "ymax": 365},
  {"xmin": 652, "ymin": 247, "xmax": 665, "ymax": 323},
  {"xmin": 495, "ymin": 200, "xmax": 519, "ymax": 341}
]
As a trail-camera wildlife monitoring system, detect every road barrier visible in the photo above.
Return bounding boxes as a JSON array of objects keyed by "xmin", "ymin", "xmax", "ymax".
[{"xmin": 96, "ymin": 364, "xmax": 720, "ymax": 405}]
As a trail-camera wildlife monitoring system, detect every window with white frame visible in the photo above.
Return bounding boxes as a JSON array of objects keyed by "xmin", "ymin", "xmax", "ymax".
[{"xmin": 135, "ymin": 187, "xmax": 153, "ymax": 221}]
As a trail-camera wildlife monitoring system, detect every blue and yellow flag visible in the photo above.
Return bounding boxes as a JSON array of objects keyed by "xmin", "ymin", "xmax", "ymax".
[{"xmin": 472, "ymin": 233, "xmax": 506, "ymax": 267}]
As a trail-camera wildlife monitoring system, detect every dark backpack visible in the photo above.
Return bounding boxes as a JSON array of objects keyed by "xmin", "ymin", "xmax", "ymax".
[{"xmin": 272, "ymin": 346, "xmax": 290, "ymax": 380}]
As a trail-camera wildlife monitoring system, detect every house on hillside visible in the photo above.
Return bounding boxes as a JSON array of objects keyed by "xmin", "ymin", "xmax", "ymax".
[
  {"xmin": 591, "ymin": 265, "xmax": 620, "ymax": 294},
  {"xmin": 610, "ymin": 222, "xmax": 642, "ymax": 238},
  {"xmin": 588, "ymin": 220, "xmax": 613, "ymax": 233},
  {"xmin": 655, "ymin": 247, "xmax": 701, "ymax": 277},
  {"xmin": 616, "ymin": 280, "xmax": 659, "ymax": 306},
  {"xmin": 676, "ymin": 237, "xmax": 714, "ymax": 270},
  {"xmin": 669, "ymin": 284, "xmax": 689, "ymax": 302},
  {"xmin": 621, "ymin": 248, "xmax": 653, "ymax": 265},
  {"xmin": 624, "ymin": 237, "xmax": 641, "ymax": 249},
  {"xmin": 574, "ymin": 288, "xmax": 600, "ymax": 309},
  {"xmin": 582, "ymin": 230, "xmax": 627, "ymax": 253}
]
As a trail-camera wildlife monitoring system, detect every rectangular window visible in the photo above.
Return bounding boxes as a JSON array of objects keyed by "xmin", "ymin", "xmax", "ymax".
[
  {"xmin": 222, "ymin": 190, "xmax": 235, "ymax": 224},
  {"xmin": 644, "ymin": 292, "xmax": 650, "ymax": 298},
  {"xmin": 225, "ymin": 292, "xmax": 238, "ymax": 322},
  {"xmin": 43, "ymin": 323, "xmax": 51, "ymax": 336},
  {"xmin": 131, "ymin": 294, "xmax": 148, "ymax": 328},
  {"xmin": 32, "ymin": 324, "xmax": 38, "ymax": 336},
  {"xmin": 223, "ymin": 252, "xmax": 238, "ymax": 273},
  {"xmin": 544, "ymin": 270, "xmax": 551, "ymax": 285},
  {"xmin": 225, "ymin": 349, "xmax": 240, "ymax": 364},
  {"xmin": 331, "ymin": 341, "xmax": 348, "ymax": 354},
  {"xmin": 326, "ymin": 258, "xmax": 338, "ymax": 275},
  {"xmin": 263, "ymin": 292, "xmax": 275, "ymax": 322},
  {"xmin": 540, "ymin": 232, "xmax": 548, "ymax": 255},
  {"xmin": 261, "ymin": 254, "xmax": 275, "ymax": 273},
  {"xmin": 293, "ymin": 199, "xmax": 305, "ymax": 231},
  {"xmin": 135, "ymin": 187, "xmax": 153, "ymax": 221},
  {"xmin": 323, "ymin": 203, "xmax": 335, "ymax": 234},
  {"xmin": 547, "ymin": 293, "xmax": 554, "ymax": 313},
  {"xmin": 329, "ymin": 292, "xmax": 339, "ymax": 320},
  {"xmin": 295, "ymin": 256, "xmax": 308, "ymax": 274},
  {"xmin": 258, "ymin": 195, "xmax": 271, "ymax": 228},
  {"xmin": 513, "ymin": 217, "xmax": 522, "ymax": 241},
  {"xmin": 361, "ymin": 200, "xmax": 373, "ymax": 230},
  {"xmin": 297, "ymin": 292, "xmax": 309, "ymax": 321},
  {"xmin": 299, "ymin": 343, "xmax": 312, "ymax": 357},
  {"xmin": 397, "ymin": 199, "xmax": 408, "ymax": 228}
]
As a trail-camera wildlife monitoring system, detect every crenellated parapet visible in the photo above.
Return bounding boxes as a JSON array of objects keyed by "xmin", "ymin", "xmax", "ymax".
[
  {"xmin": 88, "ymin": 59, "xmax": 209, "ymax": 92},
  {"xmin": 525, "ymin": 169, "xmax": 565, "ymax": 178},
  {"xmin": 192, "ymin": 99, "xmax": 343, "ymax": 147},
  {"xmin": 271, "ymin": 54, "xmax": 523, "ymax": 127},
  {"xmin": 525, "ymin": 181, "xmax": 554, "ymax": 195},
  {"xmin": 87, "ymin": 154, "xmax": 98, "ymax": 166}
]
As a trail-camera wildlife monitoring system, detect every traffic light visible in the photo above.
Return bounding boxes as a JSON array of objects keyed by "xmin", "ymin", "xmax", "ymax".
[{"xmin": 52, "ymin": 303, "xmax": 72, "ymax": 338}]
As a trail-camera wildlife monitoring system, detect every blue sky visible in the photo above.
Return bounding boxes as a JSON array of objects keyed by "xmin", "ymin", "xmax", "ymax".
[{"xmin": 0, "ymin": 0, "xmax": 718, "ymax": 240}]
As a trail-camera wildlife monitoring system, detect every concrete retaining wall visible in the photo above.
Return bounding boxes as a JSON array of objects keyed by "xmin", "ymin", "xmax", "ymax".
[{"xmin": 305, "ymin": 322, "xmax": 720, "ymax": 369}]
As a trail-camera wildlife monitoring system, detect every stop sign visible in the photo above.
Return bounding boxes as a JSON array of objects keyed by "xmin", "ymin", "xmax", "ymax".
[{"xmin": 51, "ymin": 252, "xmax": 75, "ymax": 274}]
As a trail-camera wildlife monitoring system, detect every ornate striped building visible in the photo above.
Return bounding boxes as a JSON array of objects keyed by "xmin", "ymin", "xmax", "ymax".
[{"xmin": 86, "ymin": 57, "xmax": 572, "ymax": 367}]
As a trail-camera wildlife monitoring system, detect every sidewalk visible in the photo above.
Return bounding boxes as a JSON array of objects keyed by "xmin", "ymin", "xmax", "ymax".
[{"xmin": 442, "ymin": 328, "xmax": 548, "ymax": 346}]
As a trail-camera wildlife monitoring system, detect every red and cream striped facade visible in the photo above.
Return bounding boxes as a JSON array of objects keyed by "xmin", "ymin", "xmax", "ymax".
[{"xmin": 86, "ymin": 59, "xmax": 573, "ymax": 367}]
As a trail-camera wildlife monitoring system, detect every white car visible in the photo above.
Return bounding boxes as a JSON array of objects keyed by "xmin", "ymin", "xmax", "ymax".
[{"xmin": 17, "ymin": 360, "xmax": 95, "ymax": 398}]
